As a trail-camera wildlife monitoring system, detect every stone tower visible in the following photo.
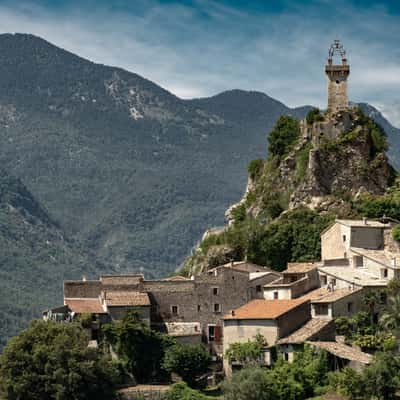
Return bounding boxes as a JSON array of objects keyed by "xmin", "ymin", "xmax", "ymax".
[{"xmin": 325, "ymin": 40, "xmax": 350, "ymax": 113}]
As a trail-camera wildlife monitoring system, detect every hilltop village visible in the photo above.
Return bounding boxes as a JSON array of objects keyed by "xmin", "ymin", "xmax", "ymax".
[{"xmin": 43, "ymin": 40, "xmax": 400, "ymax": 385}]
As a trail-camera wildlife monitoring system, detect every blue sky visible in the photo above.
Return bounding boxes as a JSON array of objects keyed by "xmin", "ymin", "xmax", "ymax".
[{"xmin": 0, "ymin": 0, "xmax": 399, "ymax": 126}]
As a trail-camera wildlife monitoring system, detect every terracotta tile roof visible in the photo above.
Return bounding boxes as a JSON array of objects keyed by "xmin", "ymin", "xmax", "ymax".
[
  {"xmin": 312, "ymin": 288, "xmax": 362, "ymax": 303},
  {"xmin": 104, "ymin": 291, "xmax": 150, "ymax": 306},
  {"xmin": 223, "ymin": 298, "xmax": 308, "ymax": 320},
  {"xmin": 308, "ymin": 341, "xmax": 372, "ymax": 364},
  {"xmin": 65, "ymin": 298, "xmax": 105, "ymax": 314},
  {"xmin": 286, "ymin": 262, "xmax": 319, "ymax": 273},
  {"xmin": 278, "ymin": 319, "xmax": 333, "ymax": 344}
]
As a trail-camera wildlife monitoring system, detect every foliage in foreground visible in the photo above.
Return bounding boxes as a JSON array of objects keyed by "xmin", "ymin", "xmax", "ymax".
[
  {"xmin": 165, "ymin": 383, "xmax": 214, "ymax": 400},
  {"xmin": 329, "ymin": 352, "xmax": 400, "ymax": 400},
  {"xmin": 222, "ymin": 346, "xmax": 329, "ymax": 400},
  {"xmin": 225, "ymin": 334, "xmax": 266, "ymax": 365},
  {"xmin": 163, "ymin": 343, "xmax": 211, "ymax": 387},
  {"xmin": 103, "ymin": 311, "xmax": 176, "ymax": 383},
  {"xmin": 0, "ymin": 320, "xmax": 117, "ymax": 400}
]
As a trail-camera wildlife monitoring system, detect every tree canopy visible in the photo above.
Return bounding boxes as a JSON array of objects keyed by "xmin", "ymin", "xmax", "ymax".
[{"xmin": 0, "ymin": 320, "xmax": 117, "ymax": 400}]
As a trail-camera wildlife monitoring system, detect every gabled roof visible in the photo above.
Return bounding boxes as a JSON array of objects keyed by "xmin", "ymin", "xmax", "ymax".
[
  {"xmin": 223, "ymin": 298, "xmax": 308, "ymax": 320},
  {"xmin": 351, "ymin": 247, "xmax": 399, "ymax": 269},
  {"xmin": 308, "ymin": 341, "xmax": 372, "ymax": 364},
  {"xmin": 103, "ymin": 291, "xmax": 150, "ymax": 306},
  {"xmin": 65, "ymin": 298, "xmax": 106, "ymax": 314},
  {"xmin": 64, "ymin": 281, "xmax": 102, "ymax": 298},
  {"xmin": 278, "ymin": 319, "xmax": 333, "ymax": 344}
]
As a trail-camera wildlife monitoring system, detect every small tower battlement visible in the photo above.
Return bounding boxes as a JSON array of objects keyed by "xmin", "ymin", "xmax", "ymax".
[{"xmin": 325, "ymin": 40, "xmax": 350, "ymax": 113}]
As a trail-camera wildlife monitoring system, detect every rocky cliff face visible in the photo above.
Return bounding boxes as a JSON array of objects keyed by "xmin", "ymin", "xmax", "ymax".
[
  {"xmin": 183, "ymin": 107, "xmax": 398, "ymax": 275},
  {"xmin": 233, "ymin": 108, "xmax": 395, "ymax": 222}
]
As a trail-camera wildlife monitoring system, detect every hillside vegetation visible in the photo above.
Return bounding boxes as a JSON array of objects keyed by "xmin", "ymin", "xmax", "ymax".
[{"xmin": 182, "ymin": 107, "xmax": 400, "ymax": 274}]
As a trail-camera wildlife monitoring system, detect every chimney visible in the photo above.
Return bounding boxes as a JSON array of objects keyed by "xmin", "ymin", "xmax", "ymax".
[
  {"xmin": 231, "ymin": 310, "xmax": 235, "ymax": 316},
  {"xmin": 82, "ymin": 275, "xmax": 87, "ymax": 281}
]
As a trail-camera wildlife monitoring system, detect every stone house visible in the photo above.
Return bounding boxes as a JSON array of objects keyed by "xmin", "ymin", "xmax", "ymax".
[
  {"xmin": 222, "ymin": 298, "xmax": 311, "ymax": 374},
  {"xmin": 46, "ymin": 262, "xmax": 280, "ymax": 355}
]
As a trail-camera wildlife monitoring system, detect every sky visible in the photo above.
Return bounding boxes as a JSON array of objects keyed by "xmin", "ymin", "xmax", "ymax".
[{"xmin": 0, "ymin": 0, "xmax": 399, "ymax": 126}]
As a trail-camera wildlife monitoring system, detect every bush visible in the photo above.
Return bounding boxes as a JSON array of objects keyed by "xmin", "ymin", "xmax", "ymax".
[
  {"xmin": 247, "ymin": 159, "xmax": 264, "ymax": 180},
  {"xmin": 165, "ymin": 382, "xmax": 212, "ymax": 400},
  {"xmin": 0, "ymin": 320, "xmax": 117, "ymax": 400},
  {"xmin": 163, "ymin": 344, "xmax": 211, "ymax": 387},
  {"xmin": 392, "ymin": 225, "xmax": 400, "ymax": 242},
  {"xmin": 225, "ymin": 334, "xmax": 266, "ymax": 365},
  {"xmin": 306, "ymin": 108, "xmax": 324, "ymax": 125},
  {"xmin": 268, "ymin": 116, "xmax": 300, "ymax": 158}
]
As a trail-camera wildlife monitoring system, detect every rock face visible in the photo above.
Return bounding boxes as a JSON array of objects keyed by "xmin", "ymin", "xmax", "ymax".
[
  {"xmin": 290, "ymin": 109, "xmax": 393, "ymax": 211},
  {"xmin": 231, "ymin": 107, "xmax": 395, "ymax": 222}
]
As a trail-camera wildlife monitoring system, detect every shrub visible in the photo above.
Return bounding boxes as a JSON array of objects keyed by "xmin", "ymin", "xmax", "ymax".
[
  {"xmin": 247, "ymin": 159, "xmax": 264, "ymax": 179},
  {"xmin": 392, "ymin": 225, "xmax": 400, "ymax": 242},
  {"xmin": 268, "ymin": 116, "xmax": 300, "ymax": 158},
  {"xmin": 306, "ymin": 108, "xmax": 324, "ymax": 125},
  {"xmin": 165, "ymin": 382, "xmax": 212, "ymax": 400},
  {"xmin": 225, "ymin": 334, "xmax": 266, "ymax": 365},
  {"xmin": 163, "ymin": 344, "xmax": 211, "ymax": 387}
]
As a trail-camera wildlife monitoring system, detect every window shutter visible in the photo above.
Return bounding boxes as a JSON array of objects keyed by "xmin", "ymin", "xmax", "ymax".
[{"xmin": 215, "ymin": 326, "xmax": 222, "ymax": 343}]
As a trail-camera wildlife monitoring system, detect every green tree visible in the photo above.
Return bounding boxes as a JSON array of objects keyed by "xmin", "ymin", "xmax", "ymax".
[
  {"xmin": 328, "ymin": 367, "xmax": 363, "ymax": 400},
  {"xmin": 363, "ymin": 290, "xmax": 379, "ymax": 324},
  {"xmin": 222, "ymin": 367, "xmax": 276, "ymax": 400},
  {"xmin": 362, "ymin": 352, "xmax": 400, "ymax": 400},
  {"xmin": 0, "ymin": 320, "xmax": 117, "ymax": 400},
  {"xmin": 268, "ymin": 116, "xmax": 300, "ymax": 158},
  {"xmin": 103, "ymin": 310, "xmax": 175, "ymax": 383},
  {"xmin": 306, "ymin": 108, "xmax": 324, "ymax": 125},
  {"xmin": 380, "ymin": 295, "xmax": 400, "ymax": 339},
  {"xmin": 225, "ymin": 334, "xmax": 266, "ymax": 365},
  {"xmin": 163, "ymin": 344, "xmax": 211, "ymax": 387}
]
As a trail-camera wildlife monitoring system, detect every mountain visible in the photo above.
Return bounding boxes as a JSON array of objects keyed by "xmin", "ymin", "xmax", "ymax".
[
  {"xmin": 0, "ymin": 33, "xmax": 316, "ymax": 279},
  {"xmin": 0, "ymin": 169, "xmax": 111, "ymax": 348}
]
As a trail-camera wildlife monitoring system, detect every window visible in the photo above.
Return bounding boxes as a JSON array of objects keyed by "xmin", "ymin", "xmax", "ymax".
[
  {"xmin": 273, "ymin": 291, "xmax": 279, "ymax": 300},
  {"xmin": 321, "ymin": 275, "xmax": 327, "ymax": 285},
  {"xmin": 347, "ymin": 302, "xmax": 353, "ymax": 313},
  {"xmin": 382, "ymin": 269, "xmax": 388, "ymax": 278},
  {"xmin": 343, "ymin": 235, "xmax": 346, "ymax": 242},
  {"xmin": 197, "ymin": 305, "xmax": 201, "ymax": 312},
  {"xmin": 213, "ymin": 287, "xmax": 219, "ymax": 295},
  {"xmin": 256, "ymin": 285, "xmax": 262, "ymax": 293},
  {"xmin": 314, "ymin": 304, "xmax": 329, "ymax": 315},
  {"xmin": 208, "ymin": 325, "xmax": 215, "ymax": 342},
  {"xmin": 284, "ymin": 352, "xmax": 289, "ymax": 361},
  {"xmin": 171, "ymin": 306, "xmax": 178, "ymax": 316},
  {"xmin": 214, "ymin": 303, "xmax": 221, "ymax": 313}
]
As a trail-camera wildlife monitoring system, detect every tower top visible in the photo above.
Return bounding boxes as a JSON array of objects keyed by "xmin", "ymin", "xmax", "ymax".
[{"xmin": 327, "ymin": 40, "xmax": 347, "ymax": 66}]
